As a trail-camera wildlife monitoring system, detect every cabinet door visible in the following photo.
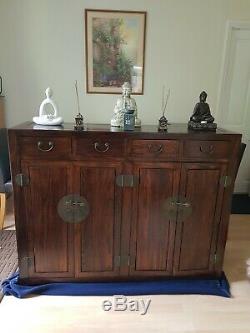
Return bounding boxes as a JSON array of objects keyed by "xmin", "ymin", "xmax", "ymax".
[
  {"xmin": 21, "ymin": 161, "xmax": 74, "ymax": 278},
  {"xmin": 174, "ymin": 163, "xmax": 227, "ymax": 275},
  {"xmin": 129, "ymin": 163, "xmax": 181, "ymax": 277},
  {"xmin": 74, "ymin": 162, "xmax": 122, "ymax": 279}
]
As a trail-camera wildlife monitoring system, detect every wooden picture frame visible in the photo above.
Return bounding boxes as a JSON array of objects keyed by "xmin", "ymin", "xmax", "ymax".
[{"xmin": 85, "ymin": 9, "xmax": 146, "ymax": 94}]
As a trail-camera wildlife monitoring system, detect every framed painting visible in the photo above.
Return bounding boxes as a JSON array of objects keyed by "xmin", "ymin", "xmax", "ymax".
[{"xmin": 85, "ymin": 9, "xmax": 146, "ymax": 94}]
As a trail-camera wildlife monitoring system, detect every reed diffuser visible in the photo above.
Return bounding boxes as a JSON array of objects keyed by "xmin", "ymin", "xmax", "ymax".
[
  {"xmin": 74, "ymin": 80, "xmax": 84, "ymax": 131},
  {"xmin": 158, "ymin": 86, "xmax": 170, "ymax": 131}
]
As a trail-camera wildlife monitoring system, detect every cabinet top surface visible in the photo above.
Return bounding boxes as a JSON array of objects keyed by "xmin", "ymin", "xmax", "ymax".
[{"xmin": 9, "ymin": 122, "xmax": 241, "ymax": 137}]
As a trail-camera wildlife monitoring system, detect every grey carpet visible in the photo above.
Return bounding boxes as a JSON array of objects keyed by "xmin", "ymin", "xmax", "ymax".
[{"xmin": 0, "ymin": 230, "xmax": 18, "ymax": 301}]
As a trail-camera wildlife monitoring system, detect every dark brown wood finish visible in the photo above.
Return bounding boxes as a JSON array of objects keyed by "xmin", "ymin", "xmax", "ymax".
[
  {"xmin": 129, "ymin": 162, "xmax": 180, "ymax": 276},
  {"xmin": 8, "ymin": 130, "xmax": 30, "ymax": 280},
  {"xmin": 214, "ymin": 135, "xmax": 242, "ymax": 274},
  {"xmin": 183, "ymin": 140, "xmax": 230, "ymax": 160},
  {"xmin": 73, "ymin": 134, "xmax": 125, "ymax": 158},
  {"xmin": 20, "ymin": 136, "xmax": 71, "ymax": 159},
  {"xmin": 21, "ymin": 161, "xmax": 74, "ymax": 277},
  {"xmin": 129, "ymin": 139, "xmax": 180, "ymax": 160},
  {"xmin": 173, "ymin": 163, "xmax": 227, "ymax": 275},
  {"xmin": 8, "ymin": 122, "xmax": 242, "ymax": 283},
  {"xmin": 74, "ymin": 162, "xmax": 122, "ymax": 279}
]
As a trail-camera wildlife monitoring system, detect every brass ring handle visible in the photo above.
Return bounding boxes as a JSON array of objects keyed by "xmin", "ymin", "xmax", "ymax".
[
  {"xmin": 199, "ymin": 145, "xmax": 214, "ymax": 154},
  {"xmin": 94, "ymin": 142, "xmax": 110, "ymax": 153},
  {"xmin": 37, "ymin": 141, "xmax": 54, "ymax": 152},
  {"xmin": 148, "ymin": 144, "xmax": 163, "ymax": 154}
]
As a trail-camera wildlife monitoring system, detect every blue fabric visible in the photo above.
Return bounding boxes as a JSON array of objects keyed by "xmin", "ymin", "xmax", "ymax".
[{"xmin": 1, "ymin": 272, "xmax": 231, "ymax": 298}]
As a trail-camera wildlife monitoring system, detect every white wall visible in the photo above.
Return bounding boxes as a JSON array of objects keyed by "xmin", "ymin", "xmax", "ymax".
[{"xmin": 0, "ymin": 0, "xmax": 250, "ymax": 127}]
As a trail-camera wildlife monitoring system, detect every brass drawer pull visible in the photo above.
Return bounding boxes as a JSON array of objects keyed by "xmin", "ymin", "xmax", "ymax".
[
  {"xmin": 199, "ymin": 145, "xmax": 214, "ymax": 154},
  {"xmin": 65, "ymin": 200, "xmax": 85, "ymax": 207},
  {"xmin": 175, "ymin": 202, "xmax": 191, "ymax": 207},
  {"xmin": 148, "ymin": 144, "xmax": 163, "ymax": 154},
  {"xmin": 37, "ymin": 141, "xmax": 54, "ymax": 152},
  {"xmin": 94, "ymin": 142, "xmax": 110, "ymax": 153}
]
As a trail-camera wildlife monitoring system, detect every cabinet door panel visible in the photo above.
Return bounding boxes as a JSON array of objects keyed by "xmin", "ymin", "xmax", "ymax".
[
  {"xmin": 174, "ymin": 163, "xmax": 227, "ymax": 275},
  {"xmin": 22, "ymin": 162, "xmax": 74, "ymax": 278},
  {"xmin": 130, "ymin": 163, "xmax": 180, "ymax": 276},
  {"xmin": 75, "ymin": 163, "xmax": 122, "ymax": 278}
]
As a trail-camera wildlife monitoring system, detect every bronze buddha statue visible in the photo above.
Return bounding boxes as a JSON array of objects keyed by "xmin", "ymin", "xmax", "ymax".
[
  {"xmin": 188, "ymin": 91, "xmax": 217, "ymax": 131},
  {"xmin": 190, "ymin": 91, "xmax": 214, "ymax": 123}
]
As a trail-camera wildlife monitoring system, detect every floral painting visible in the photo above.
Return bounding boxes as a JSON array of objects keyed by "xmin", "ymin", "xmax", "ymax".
[{"xmin": 85, "ymin": 10, "xmax": 146, "ymax": 94}]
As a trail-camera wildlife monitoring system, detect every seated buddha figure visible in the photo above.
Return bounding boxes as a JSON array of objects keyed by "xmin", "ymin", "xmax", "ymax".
[
  {"xmin": 190, "ymin": 91, "xmax": 214, "ymax": 123},
  {"xmin": 111, "ymin": 82, "xmax": 141, "ymax": 127}
]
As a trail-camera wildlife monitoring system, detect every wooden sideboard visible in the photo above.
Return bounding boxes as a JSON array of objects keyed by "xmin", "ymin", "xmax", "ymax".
[{"xmin": 8, "ymin": 123, "xmax": 242, "ymax": 284}]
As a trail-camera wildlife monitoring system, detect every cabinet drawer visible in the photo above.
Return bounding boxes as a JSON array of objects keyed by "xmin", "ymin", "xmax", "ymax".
[
  {"xmin": 20, "ymin": 136, "xmax": 71, "ymax": 159},
  {"xmin": 183, "ymin": 140, "xmax": 230, "ymax": 159},
  {"xmin": 73, "ymin": 136, "xmax": 124, "ymax": 158},
  {"xmin": 129, "ymin": 140, "xmax": 179, "ymax": 159}
]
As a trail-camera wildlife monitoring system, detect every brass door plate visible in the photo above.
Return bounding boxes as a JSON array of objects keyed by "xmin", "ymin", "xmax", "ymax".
[
  {"xmin": 220, "ymin": 175, "xmax": 232, "ymax": 188},
  {"xmin": 57, "ymin": 194, "xmax": 89, "ymax": 223},
  {"xmin": 161, "ymin": 196, "xmax": 192, "ymax": 221},
  {"xmin": 116, "ymin": 175, "xmax": 139, "ymax": 187},
  {"xmin": 15, "ymin": 173, "xmax": 29, "ymax": 187}
]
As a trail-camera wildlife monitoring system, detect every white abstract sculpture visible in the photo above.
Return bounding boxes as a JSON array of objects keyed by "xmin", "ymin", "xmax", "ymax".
[{"xmin": 33, "ymin": 87, "xmax": 63, "ymax": 126}]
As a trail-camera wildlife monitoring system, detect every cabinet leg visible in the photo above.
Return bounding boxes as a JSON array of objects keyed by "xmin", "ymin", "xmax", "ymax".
[{"xmin": 0, "ymin": 193, "xmax": 6, "ymax": 230}]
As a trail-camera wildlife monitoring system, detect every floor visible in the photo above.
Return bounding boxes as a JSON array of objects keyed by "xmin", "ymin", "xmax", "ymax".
[
  {"xmin": 0, "ymin": 199, "xmax": 250, "ymax": 333},
  {"xmin": 3, "ymin": 196, "xmax": 15, "ymax": 230}
]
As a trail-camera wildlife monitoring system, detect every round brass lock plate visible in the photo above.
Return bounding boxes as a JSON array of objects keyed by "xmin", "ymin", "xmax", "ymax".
[
  {"xmin": 161, "ymin": 196, "xmax": 192, "ymax": 221},
  {"xmin": 57, "ymin": 194, "xmax": 89, "ymax": 223},
  {"xmin": 161, "ymin": 196, "xmax": 179, "ymax": 220},
  {"xmin": 177, "ymin": 196, "xmax": 192, "ymax": 221}
]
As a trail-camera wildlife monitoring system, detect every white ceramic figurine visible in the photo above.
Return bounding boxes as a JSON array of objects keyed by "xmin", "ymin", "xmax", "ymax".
[
  {"xmin": 33, "ymin": 87, "xmax": 63, "ymax": 126},
  {"xmin": 111, "ymin": 82, "xmax": 141, "ymax": 127}
]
